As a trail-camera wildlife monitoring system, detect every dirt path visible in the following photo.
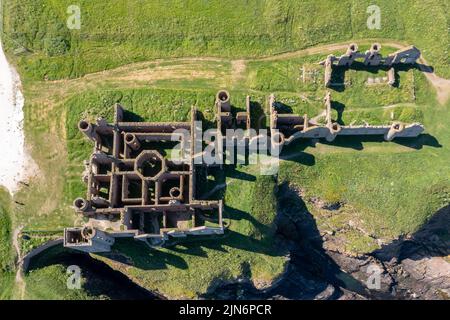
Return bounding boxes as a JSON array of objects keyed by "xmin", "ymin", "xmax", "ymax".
[
  {"xmin": 417, "ymin": 60, "xmax": 450, "ymax": 104},
  {"xmin": 13, "ymin": 226, "xmax": 25, "ymax": 300},
  {"xmin": 40, "ymin": 39, "xmax": 449, "ymax": 106},
  {"xmin": 231, "ymin": 59, "xmax": 246, "ymax": 86},
  {"xmin": 252, "ymin": 39, "xmax": 409, "ymax": 61}
]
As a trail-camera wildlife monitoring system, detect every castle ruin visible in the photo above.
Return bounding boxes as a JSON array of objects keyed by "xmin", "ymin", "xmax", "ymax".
[
  {"xmin": 321, "ymin": 43, "xmax": 421, "ymax": 87},
  {"xmin": 65, "ymin": 44, "xmax": 425, "ymax": 253},
  {"xmin": 64, "ymin": 104, "xmax": 224, "ymax": 252}
]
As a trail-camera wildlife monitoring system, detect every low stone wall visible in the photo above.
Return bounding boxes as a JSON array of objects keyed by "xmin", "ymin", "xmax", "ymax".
[{"xmin": 22, "ymin": 238, "xmax": 63, "ymax": 272}]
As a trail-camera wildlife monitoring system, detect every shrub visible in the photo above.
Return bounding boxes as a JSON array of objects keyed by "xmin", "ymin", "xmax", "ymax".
[{"xmin": 44, "ymin": 36, "xmax": 71, "ymax": 56}]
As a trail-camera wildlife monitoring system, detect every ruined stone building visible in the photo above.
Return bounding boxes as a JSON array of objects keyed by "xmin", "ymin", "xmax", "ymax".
[
  {"xmin": 270, "ymin": 91, "xmax": 424, "ymax": 145},
  {"xmin": 321, "ymin": 43, "xmax": 421, "ymax": 87},
  {"xmin": 65, "ymin": 44, "xmax": 425, "ymax": 253},
  {"xmin": 64, "ymin": 104, "xmax": 224, "ymax": 252}
]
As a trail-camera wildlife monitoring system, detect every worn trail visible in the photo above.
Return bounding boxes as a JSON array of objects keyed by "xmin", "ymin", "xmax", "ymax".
[
  {"xmin": 41, "ymin": 39, "xmax": 449, "ymax": 105},
  {"xmin": 13, "ymin": 226, "xmax": 25, "ymax": 300}
]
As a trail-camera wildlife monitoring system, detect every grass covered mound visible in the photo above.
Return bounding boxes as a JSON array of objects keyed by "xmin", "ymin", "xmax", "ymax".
[
  {"xmin": 25, "ymin": 264, "xmax": 92, "ymax": 300},
  {"xmin": 96, "ymin": 168, "xmax": 286, "ymax": 299},
  {"xmin": 3, "ymin": 0, "xmax": 450, "ymax": 80}
]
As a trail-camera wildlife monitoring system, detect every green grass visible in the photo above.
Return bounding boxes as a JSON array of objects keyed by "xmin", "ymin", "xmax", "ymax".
[
  {"xmin": 24, "ymin": 264, "xmax": 92, "ymax": 300},
  {"xmin": 20, "ymin": 230, "xmax": 62, "ymax": 256},
  {"xmin": 0, "ymin": 188, "xmax": 14, "ymax": 300},
  {"xmin": 0, "ymin": 188, "xmax": 12, "ymax": 267},
  {"xmin": 336, "ymin": 104, "xmax": 424, "ymax": 126},
  {"xmin": 279, "ymin": 72, "xmax": 450, "ymax": 238},
  {"xmin": 3, "ymin": 0, "xmax": 450, "ymax": 80},
  {"xmin": 281, "ymin": 150, "xmax": 449, "ymax": 237}
]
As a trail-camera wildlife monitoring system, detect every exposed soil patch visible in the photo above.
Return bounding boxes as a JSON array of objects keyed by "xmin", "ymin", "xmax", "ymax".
[
  {"xmin": 231, "ymin": 59, "xmax": 246, "ymax": 85},
  {"xmin": 116, "ymin": 64, "xmax": 217, "ymax": 82},
  {"xmin": 13, "ymin": 226, "xmax": 25, "ymax": 299}
]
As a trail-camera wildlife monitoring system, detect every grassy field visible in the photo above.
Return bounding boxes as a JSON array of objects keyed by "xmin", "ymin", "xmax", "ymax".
[
  {"xmin": 3, "ymin": 0, "xmax": 450, "ymax": 80},
  {"xmin": 280, "ymin": 71, "xmax": 450, "ymax": 241},
  {"xmin": 1, "ymin": 0, "xmax": 449, "ymax": 299},
  {"xmin": 0, "ymin": 188, "xmax": 14, "ymax": 299}
]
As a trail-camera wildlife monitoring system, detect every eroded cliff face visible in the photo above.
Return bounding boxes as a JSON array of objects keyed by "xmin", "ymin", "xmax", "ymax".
[
  {"xmin": 273, "ymin": 184, "xmax": 449, "ymax": 300},
  {"xmin": 206, "ymin": 184, "xmax": 449, "ymax": 300},
  {"xmin": 367, "ymin": 204, "xmax": 450, "ymax": 300}
]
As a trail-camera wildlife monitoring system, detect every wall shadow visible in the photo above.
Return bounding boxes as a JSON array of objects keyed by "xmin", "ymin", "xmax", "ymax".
[
  {"xmin": 279, "ymin": 140, "xmax": 316, "ymax": 166},
  {"xmin": 122, "ymin": 109, "xmax": 145, "ymax": 122},
  {"xmin": 250, "ymin": 101, "xmax": 266, "ymax": 130},
  {"xmin": 331, "ymin": 101, "xmax": 346, "ymax": 125},
  {"xmin": 317, "ymin": 133, "xmax": 441, "ymax": 151},
  {"xmin": 26, "ymin": 245, "xmax": 159, "ymax": 299},
  {"xmin": 393, "ymin": 134, "xmax": 442, "ymax": 149},
  {"xmin": 196, "ymin": 110, "xmax": 216, "ymax": 130},
  {"xmin": 105, "ymin": 240, "xmax": 190, "ymax": 271},
  {"xmin": 273, "ymin": 101, "xmax": 293, "ymax": 114}
]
